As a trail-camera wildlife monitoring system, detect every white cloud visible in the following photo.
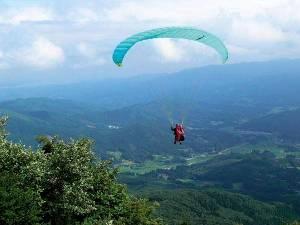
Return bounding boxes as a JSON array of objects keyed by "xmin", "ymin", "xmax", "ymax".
[
  {"xmin": 100, "ymin": 0, "xmax": 300, "ymax": 68},
  {"xmin": 153, "ymin": 39, "xmax": 221, "ymax": 64},
  {"xmin": 0, "ymin": 7, "xmax": 55, "ymax": 25},
  {"xmin": 153, "ymin": 39, "xmax": 185, "ymax": 62},
  {"xmin": 102, "ymin": 0, "xmax": 289, "ymax": 25},
  {"xmin": 67, "ymin": 8, "xmax": 99, "ymax": 24},
  {"xmin": 13, "ymin": 37, "xmax": 65, "ymax": 69},
  {"xmin": 75, "ymin": 42, "xmax": 107, "ymax": 68},
  {"xmin": 227, "ymin": 45, "xmax": 258, "ymax": 56},
  {"xmin": 103, "ymin": 0, "xmax": 220, "ymax": 25},
  {"xmin": 0, "ymin": 0, "xmax": 299, "ymax": 77},
  {"xmin": 72, "ymin": 57, "xmax": 106, "ymax": 69},
  {"xmin": 77, "ymin": 42, "xmax": 98, "ymax": 58},
  {"xmin": 229, "ymin": 20, "xmax": 286, "ymax": 45},
  {"xmin": 0, "ymin": 50, "xmax": 9, "ymax": 69}
]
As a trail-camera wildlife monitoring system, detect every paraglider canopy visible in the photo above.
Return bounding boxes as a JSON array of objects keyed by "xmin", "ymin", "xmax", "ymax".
[{"xmin": 112, "ymin": 27, "xmax": 228, "ymax": 66}]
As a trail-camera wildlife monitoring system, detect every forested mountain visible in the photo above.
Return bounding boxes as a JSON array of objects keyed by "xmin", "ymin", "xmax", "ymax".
[
  {"xmin": 1, "ymin": 59, "xmax": 300, "ymax": 224},
  {"xmin": 0, "ymin": 59, "xmax": 300, "ymax": 108},
  {"xmin": 240, "ymin": 108, "xmax": 300, "ymax": 141},
  {"xmin": 144, "ymin": 189, "xmax": 298, "ymax": 225},
  {"xmin": 1, "ymin": 60, "xmax": 300, "ymax": 161},
  {"xmin": 120, "ymin": 151, "xmax": 300, "ymax": 224}
]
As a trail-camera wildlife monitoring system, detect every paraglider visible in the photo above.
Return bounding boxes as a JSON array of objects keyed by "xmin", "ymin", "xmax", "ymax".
[
  {"xmin": 112, "ymin": 26, "xmax": 228, "ymax": 66},
  {"xmin": 112, "ymin": 27, "xmax": 228, "ymax": 144},
  {"xmin": 171, "ymin": 124, "xmax": 185, "ymax": 144}
]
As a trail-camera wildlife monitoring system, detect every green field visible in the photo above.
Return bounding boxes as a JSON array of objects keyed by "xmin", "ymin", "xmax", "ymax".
[
  {"xmin": 118, "ymin": 155, "xmax": 179, "ymax": 175},
  {"xmin": 114, "ymin": 142, "xmax": 300, "ymax": 175}
]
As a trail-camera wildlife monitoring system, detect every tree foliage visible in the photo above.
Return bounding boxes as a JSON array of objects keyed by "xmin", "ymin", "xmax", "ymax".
[
  {"xmin": 144, "ymin": 189, "xmax": 298, "ymax": 225},
  {"xmin": 0, "ymin": 117, "xmax": 162, "ymax": 225}
]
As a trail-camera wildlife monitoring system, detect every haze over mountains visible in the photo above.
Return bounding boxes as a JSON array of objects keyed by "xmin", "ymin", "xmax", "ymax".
[
  {"xmin": 1, "ymin": 58, "xmax": 300, "ymax": 105},
  {"xmin": 0, "ymin": 59, "xmax": 299, "ymax": 161}
]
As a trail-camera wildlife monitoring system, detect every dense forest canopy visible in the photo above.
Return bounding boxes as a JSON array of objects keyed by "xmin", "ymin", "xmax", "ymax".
[
  {"xmin": 1, "ymin": 114, "xmax": 300, "ymax": 225},
  {"xmin": 0, "ymin": 117, "xmax": 162, "ymax": 225}
]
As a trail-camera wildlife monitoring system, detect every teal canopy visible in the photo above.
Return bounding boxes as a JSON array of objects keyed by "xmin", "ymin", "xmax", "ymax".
[{"xmin": 112, "ymin": 27, "xmax": 228, "ymax": 66}]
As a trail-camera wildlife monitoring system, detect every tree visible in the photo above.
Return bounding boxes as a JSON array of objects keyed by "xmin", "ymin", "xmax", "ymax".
[
  {"xmin": 0, "ymin": 117, "xmax": 43, "ymax": 224},
  {"xmin": 287, "ymin": 222, "xmax": 300, "ymax": 225},
  {"xmin": 0, "ymin": 117, "xmax": 163, "ymax": 225}
]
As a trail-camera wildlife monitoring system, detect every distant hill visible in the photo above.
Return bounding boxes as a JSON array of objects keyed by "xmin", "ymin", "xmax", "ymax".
[
  {"xmin": 240, "ymin": 108, "xmax": 300, "ymax": 141},
  {"xmin": 0, "ymin": 98, "xmax": 93, "ymax": 145},
  {"xmin": 1, "ymin": 59, "xmax": 300, "ymax": 161},
  {"xmin": 1, "ymin": 98, "xmax": 249, "ymax": 161},
  {"xmin": 0, "ymin": 59, "xmax": 300, "ymax": 109}
]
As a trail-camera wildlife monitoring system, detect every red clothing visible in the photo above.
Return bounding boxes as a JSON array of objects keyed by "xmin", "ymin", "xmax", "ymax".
[{"xmin": 175, "ymin": 124, "xmax": 185, "ymax": 142}]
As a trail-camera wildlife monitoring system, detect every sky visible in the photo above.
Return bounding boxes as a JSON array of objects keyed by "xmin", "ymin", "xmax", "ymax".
[{"xmin": 0, "ymin": 0, "xmax": 299, "ymax": 86}]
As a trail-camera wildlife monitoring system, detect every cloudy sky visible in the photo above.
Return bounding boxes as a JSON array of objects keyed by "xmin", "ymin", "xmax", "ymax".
[{"xmin": 0, "ymin": 0, "xmax": 299, "ymax": 86}]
